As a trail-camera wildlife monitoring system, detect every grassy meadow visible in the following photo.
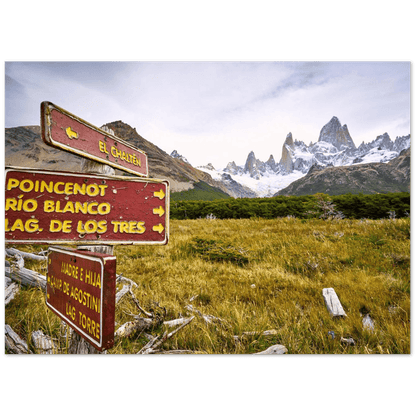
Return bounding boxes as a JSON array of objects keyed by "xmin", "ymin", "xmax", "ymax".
[{"xmin": 5, "ymin": 216, "xmax": 410, "ymax": 354}]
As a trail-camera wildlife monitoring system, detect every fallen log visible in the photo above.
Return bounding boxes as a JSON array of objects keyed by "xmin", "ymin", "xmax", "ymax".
[
  {"xmin": 138, "ymin": 316, "xmax": 195, "ymax": 354},
  {"xmin": 5, "ymin": 324, "xmax": 32, "ymax": 354},
  {"xmin": 115, "ymin": 317, "xmax": 156, "ymax": 339},
  {"xmin": 6, "ymin": 248, "xmax": 47, "ymax": 262},
  {"xmin": 31, "ymin": 330, "xmax": 57, "ymax": 354},
  {"xmin": 5, "ymin": 282, "xmax": 19, "ymax": 306},
  {"xmin": 5, "ymin": 266, "xmax": 47, "ymax": 291}
]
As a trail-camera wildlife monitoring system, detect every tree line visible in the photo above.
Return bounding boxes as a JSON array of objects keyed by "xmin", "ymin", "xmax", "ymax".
[{"xmin": 170, "ymin": 192, "xmax": 410, "ymax": 220}]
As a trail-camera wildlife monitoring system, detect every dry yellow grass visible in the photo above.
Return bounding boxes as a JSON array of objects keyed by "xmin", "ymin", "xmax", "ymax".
[{"xmin": 5, "ymin": 217, "xmax": 410, "ymax": 354}]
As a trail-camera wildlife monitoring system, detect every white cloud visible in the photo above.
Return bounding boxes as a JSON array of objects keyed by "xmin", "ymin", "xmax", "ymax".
[{"xmin": 5, "ymin": 61, "xmax": 410, "ymax": 169}]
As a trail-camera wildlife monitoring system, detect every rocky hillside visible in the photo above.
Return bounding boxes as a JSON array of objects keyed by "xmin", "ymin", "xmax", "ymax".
[
  {"xmin": 275, "ymin": 147, "xmax": 410, "ymax": 196},
  {"xmin": 5, "ymin": 121, "xmax": 240, "ymax": 197}
]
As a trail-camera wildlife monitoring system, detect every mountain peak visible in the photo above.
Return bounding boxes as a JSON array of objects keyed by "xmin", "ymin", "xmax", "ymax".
[
  {"xmin": 170, "ymin": 149, "xmax": 190, "ymax": 164},
  {"xmin": 318, "ymin": 116, "xmax": 355, "ymax": 150}
]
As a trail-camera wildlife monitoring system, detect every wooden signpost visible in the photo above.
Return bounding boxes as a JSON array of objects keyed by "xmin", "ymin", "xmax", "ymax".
[
  {"xmin": 5, "ymin": 168, "xmax": 169, "ymax": 245},
  {"xmin": 5, "ymin": 102, "xmax": 170, "ymax": 352},
  {"xmin": 41, "ymin": 101, "xmax": 148, "ymax": 177},
  {"xmin": 46, "ymin": 247, "xmax": 116, "ymax": 351}
]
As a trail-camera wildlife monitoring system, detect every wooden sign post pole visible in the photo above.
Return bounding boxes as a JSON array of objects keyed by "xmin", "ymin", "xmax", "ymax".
[{"xmin": 68, "ymin": 126, "xmax": 115, "ymax": 354}]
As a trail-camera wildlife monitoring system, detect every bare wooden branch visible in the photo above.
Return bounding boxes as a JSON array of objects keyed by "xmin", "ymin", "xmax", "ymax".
[
  {"xmin": 137, "ymin": 334, "xmax": 161, "ymax": 354},
  {"xmin": 185, "ymin": 304, "xmax": 225, "ymax": 325},
  {"xmin": 254, "ymin": 344, "xmax": 288, "ymax": 355},
  {"xmin": 163, "ymin": 317, "xmax": 192, "ymax": 327},
  {"xmin": 138, "ymin": 316, "xmax": 195, "ymax": 354},
  {"xmin": 114, "ymin": 317, "xmax": 156, "ymax": 339},
  {"xmin": 9, "ymin": 253, "xmax": 25, "ymax": 270},
  {"xmin": 152, "ymin": 349, "xmax": 196, "ymax": 354},
  {"xmin": 5, "ymin": 282, "xmax": 19, "ymax": 306},
  {"xmin": 5, "ymin": 324, "xmax": 32, "ymax": 354},
  {"xmin": 5, "ymin": 276, "xmax": 13, "ymax": 288},
  {"xmin": 242, "ymin": 329, "xmax": 278, "ymax": 337},
  {"xmin": 5, "ymin": 266, "xmax": 47, "ymax": 291},
  {"xmin": 116, "ymin": 275, "xmax": 138, "ymax": 288},
  {"xmin": 116, "ymin": 284, "xmax": 131, "ymax": 304},
  {"xmin": 6, "ymin": 248, "xmax": 47, "ymax": 262},
  {"xmin": 322, "ymin": 288, "xmax": 347, "ymax": 318},
  {"xmin": 129, "ymin": 288, "xmax": 153, "ymax": 318}
]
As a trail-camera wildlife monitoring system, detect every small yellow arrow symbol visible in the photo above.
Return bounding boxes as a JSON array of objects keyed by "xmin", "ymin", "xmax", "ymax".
[
  {"xmin": 153, "ymin": 206, "xmax": 165, "ymax": 217},
  {"xmin": 153, "ymin": 223, "xmax": 164, "ymax": 234},
  {"xmin": 66, "ymin": 126, "xmax": 79, "ymax": 140},
  {"xmin": 154, "ymin": 189, "xmax": 165, "ymax": 200}
]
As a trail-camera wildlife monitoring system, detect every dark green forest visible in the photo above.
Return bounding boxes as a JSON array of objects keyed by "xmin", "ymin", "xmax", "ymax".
[{"xmin": 170, "ymin": 192, "xmax": 410, "ymax": 220}]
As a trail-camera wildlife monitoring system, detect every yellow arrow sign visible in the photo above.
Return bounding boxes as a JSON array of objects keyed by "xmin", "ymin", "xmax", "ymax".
[
  {"xmin": 154, "ymin": 189, "xmax": 165, "ymax": 200},
  {"xmin": 153, "ymin": 206, "xmax": 165, "ymax": 217},
  {"xmin": 66, "ymin": 126, "xmax": 79, "ymax": 140},
  {"xmin": 152, "ymin": 223, "xmax": 164, "ymax": 234}
]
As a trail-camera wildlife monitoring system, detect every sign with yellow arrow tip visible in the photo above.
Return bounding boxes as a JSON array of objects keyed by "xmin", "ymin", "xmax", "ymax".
[{"xmin": 41, "ymin": 101, "xmax": 148, "ymax": 177}]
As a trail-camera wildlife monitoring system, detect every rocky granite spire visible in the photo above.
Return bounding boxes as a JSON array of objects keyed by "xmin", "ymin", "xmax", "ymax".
[
  {"xmin": 279, "ymin": 133, "xmax": 295, "ymax": 173},
  {"xmin": 244, "ymin": 151, "xmax": 261, "ymax": 179},
  {"xmin": 318, "ymin": 116, "xmax": 355, "ymax": 150}
]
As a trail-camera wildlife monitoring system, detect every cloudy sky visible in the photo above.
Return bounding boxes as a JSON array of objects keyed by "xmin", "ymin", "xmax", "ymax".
[{"xmin": 5, "ymin": 61, "xmax": 410, "ymax": 169}]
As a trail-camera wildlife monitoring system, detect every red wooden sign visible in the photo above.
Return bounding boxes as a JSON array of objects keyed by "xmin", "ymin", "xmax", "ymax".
[
  {"xmin": 41, "ymin": 101, "xmax": 148, "ymax": 177},
  {"xmin": 5, "ymin": 167, "xmax": 169, "ymax": 245},
  {"xmin": 46, "ymin": 247, "xmax": 116, "ymax": 351}
]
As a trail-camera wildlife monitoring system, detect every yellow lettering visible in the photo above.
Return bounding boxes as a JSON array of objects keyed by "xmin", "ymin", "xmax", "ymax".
[
  {"xmin": 20, "ymin": 179, "xmax": 34, "ymax": 192},
  {"xmin": 40, "ymin": 181, "xmax": 54, "ymax": 193},
  {"xmin": 22, "ymin": 199, "xmax": 38, "ymax": 212},
  {"xmin": 75, "ymin": 201, "xmax": 88, "ymax": 214},
  {"xmin": 73, "ymin": 183, "xmax": 86, "ymax": 195},
  {"xmin": 44, "ymin": 200, "xmax": 54, "ymax": 212},
  {"xmin": 25, "ymin": 219, "xmax": 40, "ymax": 233},
  {"xmin": 53, "ymin": 182, "xmax": 65, "ymax": 194},
  {"xmin": 62, "ymin": 201, "xmax": 75, "ymax": 213},
  {"xmin": 5, "ymin": 198, "xmax": 17, "ymax": 211},
  {"xmin": 97, "ymin": 202, "xmax": 111, "ymax": 215},
  {"xmin": 7, "ymin": 178, "xmax": 19, "ymax": 190},
  {"xmin": 64, "ymin": 182, "xmax": 74, "ymax": 195},
  {"xmin": 11, "ymin": 219, "xmax": 24, "ymax": 232}
]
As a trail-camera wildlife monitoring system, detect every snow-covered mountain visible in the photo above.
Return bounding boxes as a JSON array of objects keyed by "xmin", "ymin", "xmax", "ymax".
[{"xmin": 172, "ymin": 116, "xmax": 411, "ymax": 198}]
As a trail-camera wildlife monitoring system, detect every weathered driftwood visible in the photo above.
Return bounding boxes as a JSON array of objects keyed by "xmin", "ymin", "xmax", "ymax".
[
  {"xmin": 116, "ymin": 284, "xmax": 131, "ymax": 304},
  {"xmin": 322, "ymin": 288, "xmax": 347, "ymax": 318},
  {"xmin": 128, "ymin": 288, "xmax": 154, "ymax": 318},
  {"xmin": 5, "ymin": 266, "xmax": 47, "ymax": 291},
  {"xmin": 242, "ymin": 329, "xmax": 278, "ymax": 337},
  {"xmin": 117, "ymin": 275, "xmax": 138, "ymax": 288},
  {"xmin": 254, "ymin": 344, "xmax": 288, "ymax": 355},
  {"xmin": 4, "ymin": 250, "xmax": 25, "ymax": 270},
  {"xmin": 6, "ymin": 248, "xmax": 47, "ymax": 262},
  {"xmin": 115, "ymin": 317, "xmax": 156, "ymax": 339},
  {"xmin": 5, "ymin": 276, "xmax": 12, "ymax": 288},
  {"xmin": 138, "ymin": 316, "xmax": 195, "ymax": 354},
  {"xmin": 31, "ymin": 330, "xmax": 57, "ymax": 354},
  {"xmin": 5, "ymin": 282, "xmax": 19, "ymax": 306},
  {"xmin": 185, "ymin": 304, "xmax": 225, "ymax": 325},
  {"xmin": 5, "ymin": 324, "xmax": 32, "ymax": 354}
]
